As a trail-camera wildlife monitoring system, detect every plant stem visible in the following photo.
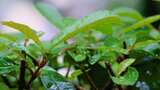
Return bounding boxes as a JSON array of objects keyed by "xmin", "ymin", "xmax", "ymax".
[
  {"xmin": 102, "ymin": 80, "xmax": 113, "ymax": 90},
  {"xmin": 1, "ymin": 75, "xmax": 13, "ymax": 88},
  {"xmin": 22, "ymin": 50, "xmax": 38, "ymax": 66},
  {"xmin": 27, "ymin": 66, "xmax": 41, "ymax": 88},
  {"xmin": 24, "ymin": 39, "xmax": 29, "ymax": 47},
  {"xmin": 83, "ymin": 70, "xmax": 98, "ymax": 90},
  {"xmin": 65, "ymin": 64, "xmax": 71, "ymax": 78},
  {"xmin": 80, "ymin": 64, "xmax": 97, "ymax": 90},
  {"xmin": 26, "ymin": 57, "xmax": 47, "ymax": 89},
  {"xmin": 18, "ymin": 60, "xmax": 26, "ymax": 90}
]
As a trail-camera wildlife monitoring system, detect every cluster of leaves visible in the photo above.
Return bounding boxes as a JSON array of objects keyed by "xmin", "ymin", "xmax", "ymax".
[{"xmin": 0, "ymin": 1, "xmax": 160, "ymax": 90}]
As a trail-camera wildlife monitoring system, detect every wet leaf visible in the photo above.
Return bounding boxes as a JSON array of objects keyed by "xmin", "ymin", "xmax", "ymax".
[
  {"xmin": 40, "ymin": 66, "xmax": 75, "ymax": 90},
  {"xmin": 111, "ymin": 67, "xmax": 139, "ymax": 85}
]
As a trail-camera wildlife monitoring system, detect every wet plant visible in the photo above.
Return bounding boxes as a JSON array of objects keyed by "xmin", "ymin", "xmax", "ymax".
[{"xmin": 0, "ymin": 1, "xmax": 160, "ymax": 90}]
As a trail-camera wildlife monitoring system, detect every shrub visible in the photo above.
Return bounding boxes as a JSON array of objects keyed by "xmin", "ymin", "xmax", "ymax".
[{"xmin": 0, "ymin": 1, "xmax": 160, "ymax": 90}]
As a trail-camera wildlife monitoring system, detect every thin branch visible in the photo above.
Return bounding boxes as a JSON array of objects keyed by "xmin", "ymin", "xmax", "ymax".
[
  {"xmin": 1, "ymin": 75, "xmax": 14, "ymax": 88},
  {"xmin": 27, "ymin": 66, "xmax": 41, "ymax": 88},
  {"xmin": 22, "ymin": 50, "xmax": 38, "ymax": 66},
  {"xmin": 26, "ymin": 57, "xmax": 47, "ymax": 89},
  {"xmin": 65, "ymin": 64, "xmax": 71, "ymax": 78},
  {"xmin": 79, "ymin": 64, "xmax": 97, "ymax": 90},
  {"xmin": 82, "ymin": 69, "xmax": 97, "ymax": 90},
  {"xmin": 26, "ymin": 67, "xmax": 33, "ymax": 74},
  {"xmin": 18, "ymin": 60, "xmax": 26, "ymax": 90},
  {"xmin": 24, "ymin": 39, "xmax": 29, "ymax": 47}
]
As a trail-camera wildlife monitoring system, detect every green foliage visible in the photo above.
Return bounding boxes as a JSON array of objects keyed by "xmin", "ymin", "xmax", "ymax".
[
  {"xmin": 111, "ymin": 58, "xmax": 135, "ymax": 76},
  {"xmin": 123, "ymin": 15, "xmax": 160, "ymax": 33},
  {"xmin": 0, "ymin": 2, "xmax": 160, "ymax": 90},
  {"xmin": 0, "ymin": 33, "xmax": 16, "ymax": 42},
  {"xmin": 40, "ymin": 66, "xmax": 75, "ymax": 90},
  {"xmin": 35, "ymin": 1, "xmax": 66, "ymax": 29},
  {"xmin": 51, "ymin": 10, "xmax": 122, "ymax": 47},
  {"xmin": 1, "ymin": 21, "xmax": 44, "ymax": 50},
  {"xmin": 111, "ymin": 67, "xmax": 139, "ymax": 85}
]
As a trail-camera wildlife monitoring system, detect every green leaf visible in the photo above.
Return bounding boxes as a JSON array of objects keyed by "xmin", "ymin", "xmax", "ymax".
[
  {"xmin": 118, "ymin": 58, "xmax": 135, "ymax": 75},
  {"xmin": 0, "ymin": 33, "xmax": 16, "ymax": 41},
  {"xmin": 113, "ymin": 7, "xmax": 156, "ymax": 31},
  {"xmin": 0, "ymin": 83, "xmax": 10, "ymax": 90},
  {"xmin": 123, "ymin": 15, "xmax": 160, "ymax": 33},
  {"xmin": 40, "ymin": 66, "xmax": 75, "ymax": 90},
  {"xmin": 0, "ymin": 65, "xmax": 18, "ymax": 74},
  {"xmin": 104, "ymin": 36, "xmax": 122, "ymax": 48},
  {"xmin": 113, "ymin": 7, "xmax": 143, "ymax": 21},
  {"xmin": 149, "ymin": 30, "xmax": 160, "ymax": 39},
  {"xmin": 0, "ymin": 43, "xmax": 7, "ymax": 51},
  {"xmin": 103, "ymin": 36, "xmax": 129, "ymax": 54},
  {"xmin": 51, "ymin": 10, "xmax": 122, "ymax": 47},
  {"xmin": 1, "ymin": 21, "xmax": 43, "ymax": 48},
  {"xmin": 95, "ymin": 23, "xmax": 113, "ymax": 35},
  {"xmin": 125, "ymin": 35, "xmax": 136, "ymax": 47},
  {"xmin": 63, "ymin": 17, "xmax": 77, "ymax": 27},
  {"xmin": 68, "ymin": 51, "xmax": 86, "ymax": 62},
  {"xmin": 89, "ymin": 54, "xmax": 101, "ymax": 65},
  {"xmin": 112, "ymin": 58, "xmax": 135, "ymax": 76},
  {"xmin": 68, "ymin": 69, "xmax": 82, "ymax": 80},
  {"xmin": 35, "ymin": 1, "xmax": 65, "ymax": 29},
  {"xmin": 111, "ymin": 67, "xmax": 139, "ymax": 86},
  {"xmin": 67, "ymin": 45, "xmax": 87, "ymax": 62},
  {"xmin": 133, "ymin": 40, "xmax": 160, "ymax": 52}
]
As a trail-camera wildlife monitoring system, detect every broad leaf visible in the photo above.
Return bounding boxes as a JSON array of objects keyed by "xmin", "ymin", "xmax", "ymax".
[
  {"xmin": 111, "ymin": 67, "xmax": 139, "ymax": 85},
  {"xmin": 40, "ymin": 66, "xmax": 75, "ymax": 90},
  {"xmin": 68, "ymin": 48, "xmax": 86, "ymax": 62},
  {"xmin": 89, "ymin": 54, "xmax": 101, "ymax": 65},
  {"xmin": 104, "ymin": 36, "xmax": 122, "ymax": 48},
  {"xmin": 112, "ymin": 58, "xmax": 135, "ymax": 76},
  {"xmin": 95, "ymin": 23, "xmax": 113, "ymax": 35},
  {"xmin": 68, "ymin": 69, "xmax": 82, "ymax": 80},
  {"xmin": 118, "ymin": 58, "xmax": 135, "ymax": 75}
]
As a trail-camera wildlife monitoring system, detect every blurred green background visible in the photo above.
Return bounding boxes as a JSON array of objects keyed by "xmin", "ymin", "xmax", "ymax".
[{"xmin": 0, "ymin": 0, "xmax": 160, "ymax": 40}]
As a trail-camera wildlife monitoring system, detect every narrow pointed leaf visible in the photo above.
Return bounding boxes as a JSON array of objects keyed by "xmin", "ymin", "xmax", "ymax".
[
  {"xmin": 0, "ymin": 33, "xmax": 16, "ymax": 41},
  {"xmin": 0, "ymin": 66, "xmax": 18, "ymax": 74},
  {"xmin": 113, "ymin": 7, "xmax": 143, "ymax": 21},
  {"xmin": 51, "ymin": 11, "xmax": 122, "ymax": 47},
  {"xmin": 35, "ymin": 1, "xmax": 65, "ymax": 29},
  {"xmin": 133, "ymin": 40, "xmax": 160, "ymax": 52},
  {"xmin": 123, "ymin": 15, "xmax": 160, "ymax": 33},
  {"xmin": 1, "ymin": 21, "xmax": 43, "ymax": 47}
]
